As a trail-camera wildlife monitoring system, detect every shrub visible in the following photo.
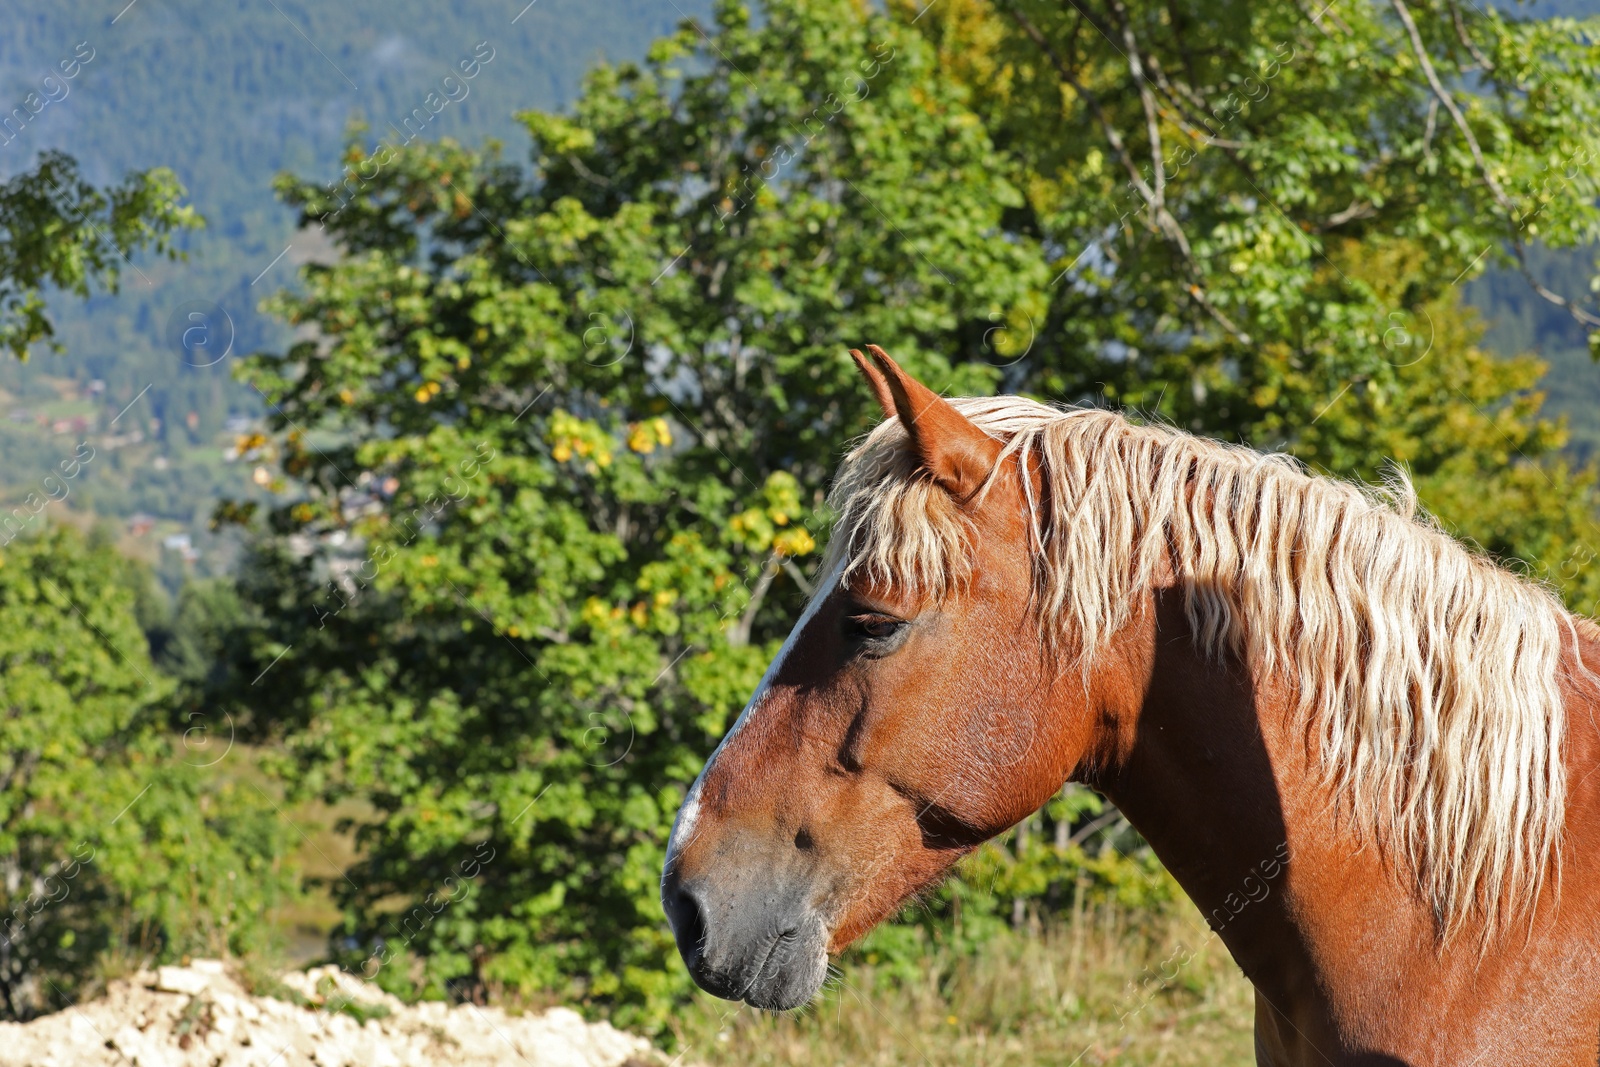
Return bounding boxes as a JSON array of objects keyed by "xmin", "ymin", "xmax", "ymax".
[{"xmin": 0, "ymin": 527, "xmax": 293, "ymax": 1017}]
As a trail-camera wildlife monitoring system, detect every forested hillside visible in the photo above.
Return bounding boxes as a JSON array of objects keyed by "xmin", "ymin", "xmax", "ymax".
[
  {"xmin": 1466, "ymin": 245, "xmax": 1600, "ymax": 458},
  {"xmin": 0, "ymin": 0, "xmax": 703, "ymax": 584}
]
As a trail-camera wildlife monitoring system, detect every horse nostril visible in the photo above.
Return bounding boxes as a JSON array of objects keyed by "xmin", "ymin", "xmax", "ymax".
[
  {"xmin": 662, "ymin": 874, "xmax": 708, "ymax": 969},
  {"xmin": 794, "ymin": 827, "xmax": 814, "ymax": 851}
]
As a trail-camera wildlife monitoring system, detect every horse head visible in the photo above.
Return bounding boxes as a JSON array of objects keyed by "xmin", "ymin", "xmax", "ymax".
[{"xmin": 659, "ymin": 346, "xmax": 1111, "ymax": 1009}]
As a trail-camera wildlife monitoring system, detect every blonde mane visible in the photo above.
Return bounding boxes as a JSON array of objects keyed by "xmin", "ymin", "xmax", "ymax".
[{"xmin": 825, "ymin": 394, "xmax": 1582, "ymax": 941}]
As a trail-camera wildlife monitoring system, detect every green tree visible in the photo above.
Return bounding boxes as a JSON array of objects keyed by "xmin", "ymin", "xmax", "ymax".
[
  {"xmin": 0, "ymin": 145, "xmax": 280, "ymax": 1017},
  {"xmin": 910, "ymin": 0, "xmax": 1600, "ymax": 408},
  {"xmin": 227, "ymin": 0, "xmax": 1043, "ymax": 1027},
  {"xmin": 1288, "ymin": 240, "xmax": 1600, "ymax": 613},
  {"xmin": 905, "ymin": 0, "xmax": 1600, "ymax": 605},
  {"xmin": 0, "ymin": 150, "xmax": 199, "ymax": 360},
  {"xmin": 0, "ymin": 528, "xmax": 291, "ymax": 1018}
]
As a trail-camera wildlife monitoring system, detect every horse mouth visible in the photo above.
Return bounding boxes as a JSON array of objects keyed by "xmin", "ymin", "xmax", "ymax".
[
  {"xmin": 724, "ymin": 921, "xmax": 825, "ymax": 1011},
  {"xmin": 663, "ymin": 862, "xmax": 833, "ymax": 1011},
  {"xmin": 733, "ymin": 929, "xmax": 797, "ymax": 1004}
]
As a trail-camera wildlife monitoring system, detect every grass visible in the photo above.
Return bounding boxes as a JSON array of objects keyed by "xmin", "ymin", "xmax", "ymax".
[{"xmin": 669, "ymin": 905, "xmax": 1256, "ymax": 1067}]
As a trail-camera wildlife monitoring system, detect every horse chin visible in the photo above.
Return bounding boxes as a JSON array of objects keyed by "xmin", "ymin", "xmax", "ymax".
[{"xmin": 738, "ymin": 927, "xmax": 830, "ymax": 1011}]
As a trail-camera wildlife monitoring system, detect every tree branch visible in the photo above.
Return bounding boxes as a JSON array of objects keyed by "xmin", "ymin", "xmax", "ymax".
[
  {"xmin": 1069, "ymin": 809, "xmax": 1128, "ymax": 848},
  {"xmin": 1002, "ymin": 0, "xmax": 1254, "ymax": 344},
  {"xmin": 781, "ymin": 558, "xmax": 814, "ymax": 597},
  {"xmin": 1390, "ymin": 0, "xmax": 1600, "ymax": 328},
  {"xmin": 1296, "ymin": 0, "xmax": 1351, "ymax": 36},
  {"xmin": 1004, "ymin": 3, "xmax": 1156, "ymax": 209},
  {"xmin": 1389, "ymin": 0, "xmax": 1511, "ymax": 213},
  {"xmin": 1319, "ymin": 199, "xmax": 1377, "ymax": 230},
  {"xmin": 728, "ymin": 552, "xmax": 781, "ymax": 648},
  {"xmin": 1106, "ymin": 0, "xmax": 1168, "ymax": 212},
  {"xmin": 1446, "ymin": 0, "xmax": 1494, "ymax": 71}
]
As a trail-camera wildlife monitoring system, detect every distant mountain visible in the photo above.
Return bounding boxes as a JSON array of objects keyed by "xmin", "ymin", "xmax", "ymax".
[
  {"xmin": 0, "ymin": 0, "xmax": 1594, "ymax": 582},
  {"xmin": 0, "ymin": 0, "xmax": 706, "ymax": 580},
  {"xmin": 1466, "ymin": 245, "xmax": 1600, "ymax": 460}
]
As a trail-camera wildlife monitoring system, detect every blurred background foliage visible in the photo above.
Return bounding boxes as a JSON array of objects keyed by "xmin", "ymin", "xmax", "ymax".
[
  {"xmin": 0, "ymin": 526, "xmax": 293, "ymax": 1017},
  {"xmin": 0, "ymin": 0, "xmax": 1599, "ymax": 1056}
]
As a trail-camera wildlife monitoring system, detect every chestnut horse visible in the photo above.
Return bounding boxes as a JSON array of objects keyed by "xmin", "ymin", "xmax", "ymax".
[{"xmin": 660, "ymin": 346, "xmax": 1600, "ymax": 1064}]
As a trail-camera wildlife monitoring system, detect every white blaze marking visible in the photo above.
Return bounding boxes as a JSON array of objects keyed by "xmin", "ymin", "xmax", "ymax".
[{"xmin": 665, "ymin": 558, "xmax": 847, "ymax": 868}]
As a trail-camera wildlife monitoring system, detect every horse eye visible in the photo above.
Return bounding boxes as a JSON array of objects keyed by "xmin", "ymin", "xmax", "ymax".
[{"xmin": 846, "ymin": 613, "xmax": 906, "ymax": 643}]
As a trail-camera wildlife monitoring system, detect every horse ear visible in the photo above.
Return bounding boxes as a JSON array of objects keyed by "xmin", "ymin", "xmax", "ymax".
[
  {"xmin": 849, "ymin": 348, "xmax": 897, "ymax": 420},
  {"xmin": 860, "ymin": 344, "xmax": 1003, "ymax": 501}
]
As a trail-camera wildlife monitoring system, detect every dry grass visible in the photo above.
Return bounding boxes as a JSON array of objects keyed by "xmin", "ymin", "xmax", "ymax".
[{"xmin": 669, "ymin": 906, "xmax": 1255, "ymax": 1066}]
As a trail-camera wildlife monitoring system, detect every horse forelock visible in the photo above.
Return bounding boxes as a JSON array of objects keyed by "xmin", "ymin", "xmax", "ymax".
[{"xmin": 825, "ymin": 393, "xmax": 1584, "ymax": 943}]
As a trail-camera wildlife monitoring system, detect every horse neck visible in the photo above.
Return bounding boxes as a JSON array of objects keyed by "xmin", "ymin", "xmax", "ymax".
[
  {"xmin": 1080, "ymin": 585, "xmax": 1407, "ymax": 1003},
  {"xmin": 1075, "ymin": 588, "xmax": 1600, "ymax": 1056}
]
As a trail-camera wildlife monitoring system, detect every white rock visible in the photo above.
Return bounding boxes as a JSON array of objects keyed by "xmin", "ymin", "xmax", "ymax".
[
  {"xmin": 153, "ymin": 966, "xmax": 212, "ymax": 996},
  {"xmin": 0, "ymin": 963, "xmax": 658, "ymax": 1067},
  {"xmin": 112, "ymin": 1022, "xmax": 176, "ymax": 1067}
]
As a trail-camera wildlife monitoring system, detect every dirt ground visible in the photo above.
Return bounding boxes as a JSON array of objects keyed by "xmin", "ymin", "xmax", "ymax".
[{"xmin": 0, "ymin": 961, "xmax": 661, "ymax": 1067}]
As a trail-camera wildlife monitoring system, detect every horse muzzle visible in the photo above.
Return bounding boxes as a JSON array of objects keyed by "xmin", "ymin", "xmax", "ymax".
[{"xmin": 661, "ymin": 865, "xmax": 830, "ymax": 1010}]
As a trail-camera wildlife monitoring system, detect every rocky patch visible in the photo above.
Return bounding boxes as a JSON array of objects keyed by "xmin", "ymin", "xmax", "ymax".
[{"xmin": 0, "ymin": 961, "xmax": 659, "ymax": 1067}]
